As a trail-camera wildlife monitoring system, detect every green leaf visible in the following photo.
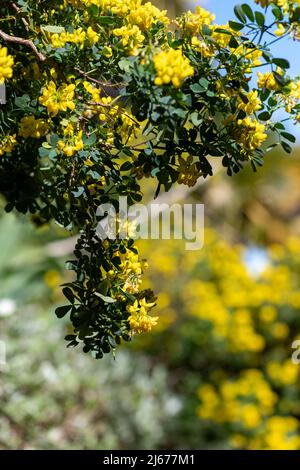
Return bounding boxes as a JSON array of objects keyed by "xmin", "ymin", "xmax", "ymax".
[
  {"xmin": 94, "ymin": 292, "xmax": 117, "ymax": 303},
  {"xmin": 272, "ymin": 58, "xmax": 290, "ymax": 69},
  {"xmin": 199, "ymin": 77, "xmax": 209, "ymax": 89},
  {"xmin": 98, "ymin": 16, "xmax": 116, "ymax": 25},
  {"xmin": 272, "ymin": 6, "xmax": 284, "ymax": 20},
  {"xmin": 55, "ymin": 305, "xmax": 72, "ymax": 318},
  {"xmin": 255, "ymin": 11, "xmax": 265, "ymax": 26},
  {"xmin": 39, "ymin": 147, "xmax": 50, "ymax": 158},
  {"xmin": 228, "ymin": 21, "xmax": 245, "ymax": 31},
  {"xmin": 281, "ymin": 132, "xmax": 296, "ymax": 143},
  {"xmin": 234, "ymin": 5, "xmax": 247, "ymax": 23},
  {"xmin": 241, "ymin": 4, "xmax": 254, "ymax": 22},
  {"xmin": 41, "ymin": 25, "xmax": 65, "ymax": 33},
  {"xmin": 190, "ymin": 83, "xmax": 203, "ymax": 93},
  {"xmin": 63, "ymin": 287, "xmax": 75, "ymax": 304},
  {"xmin": 258, "ymin": 111, "xmax": 271, "ymax": 121},
  {"xmin": 83, "ymin": 134, "xmax": 97, "ymax": 146},
  {"xmin": 281, "ymin": 141, "xmax": 292, "ymax": 154}
]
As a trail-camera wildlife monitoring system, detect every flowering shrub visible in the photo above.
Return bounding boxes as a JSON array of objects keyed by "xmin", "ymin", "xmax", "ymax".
[{"xmin": 0, "ymin": 0, "xmax": 300, "ymax": 357}]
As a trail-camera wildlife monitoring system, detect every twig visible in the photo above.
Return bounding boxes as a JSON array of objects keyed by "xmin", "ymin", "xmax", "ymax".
[
  {"xmin": 74, "ymin": 67, "xmax": 126, "ymax": 87},
  {"xmin": 0, "ymin": 29, "xmax": 46, "ymax": 61},
  {"xmin": 11, "ymin": 3, "xmax": 29, "ymax": 31}
]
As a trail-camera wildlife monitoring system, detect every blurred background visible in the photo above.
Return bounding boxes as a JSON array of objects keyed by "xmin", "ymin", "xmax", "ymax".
[{"xmin": 1, "ymin": 0, "xmax": 300, "ymax": 450}]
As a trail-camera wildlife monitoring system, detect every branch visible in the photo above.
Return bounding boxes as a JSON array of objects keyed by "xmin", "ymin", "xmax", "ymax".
[
  {"xmin": 74, "ymin": 67, "xmax": 126, "ymax": 87},
  {"xmin": 11, "ymin": 3, "xmax": 29, "ymax": 31},
  {"xmin": 0, "ymin": 29, "xmax": 46, "ymax": 61}
]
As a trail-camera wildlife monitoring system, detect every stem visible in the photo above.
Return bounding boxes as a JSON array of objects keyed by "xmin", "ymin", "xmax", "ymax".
[{"xmin": 0, "ymin": 29, "xmax": 46, "ymax": 61}]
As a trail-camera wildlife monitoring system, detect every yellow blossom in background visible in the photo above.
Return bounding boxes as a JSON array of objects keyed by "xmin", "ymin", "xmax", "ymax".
[
  {"xmin": 153, "ymin": 48, "xmax": 194, "ymax": 88},
  {"xmin": 0, "ymin": 134, "xmax": 17, "ymax": 156},
  {"xmin": 267, "ymin": 360, "xmax": 299, "ymax": 386},
  {"xmin": 19, "ymin": 116, "xmax": 49, "ymax": 139},
  {"xmin": 0, "ymin": 46, "xmax": 14, "ymax": 84}
]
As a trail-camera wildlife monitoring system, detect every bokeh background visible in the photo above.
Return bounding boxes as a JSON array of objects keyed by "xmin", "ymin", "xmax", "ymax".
[{"xmin": 1, "ymin": 0, "xmax": 300, "ymax": 450}]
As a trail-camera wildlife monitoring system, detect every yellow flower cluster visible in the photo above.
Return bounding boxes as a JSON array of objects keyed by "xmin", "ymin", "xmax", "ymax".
[
  {"xmin": 49, "ymin": 27, "xmax": 99, "ymax": 48},
  {"xmin": 138, "ymin": 230, "xmax": 300, "ymax": 449},
  {"xmin": 177, "ymin": 155, "xmax": 201, "ymax": 187},
  {"xmin": 107, "ymin": 247, "xmax": 148, "ymax": 294},
  {"xmin": 248, "ymin": 416, "xmax": 300, "ymax": 450},
  {"xmin": 83, "ymin": 81, "xmax": 138, "ymax": 143},
  {"xmin": 183, "ymin": 6, "xmax": 215, "ymax": 34},
  {"xmin": 234, "ymin": 45, "xmax": 262, "ymax": 72},
  {"xmin": 153, "ymin": 48, "xmax": 194, "ymax": 88},
  {"xmin": 255, "ymin": 0, "xmax": 299, "ymax": 13},
  {"xmin": 284, "ymin": 80, "xmax": 300, "ymax": 119},
  {"xmin": 57, "ymin": 122, "xmax": 84, "ymax": 156},
  {"xmin": 198, "ymin": 370, "xmax": 277, "ymax": 429},
  {"xmin": 211, "ymin": 23, "xmax": 240, "ymax": 48},
  {"xmin": 0, "ymin": 46, "xmax": 14, "ymax": 84},
  {"xmin": 236, "ymin": 117, "xmax": 267, "ymax": 152},
  {"xmin": 126, "ymin": 298, "xmax": 158, "ymax": 334},
  {"xmin": 113, "ymin": 25, "xmax": 145, "ymax": 56},
  {"xmin": 257, "ymin": 71, "xmax": 279, "ymax": 90},
  {"xmin": 128, "ymin": 2, "xmax": 169, "ymax": 31},
  {"xmin": 19, "ymin": 116, "xmax": 49, "ymax": 139},
  {"xmin": 0, "ymin": 134, "xmax": 17, "ymax": 156},
  {"xmin": 238, "ymin": 90, "xmax": 262, "ymax": 115},
  {"xmin": 267, "ymin": 360, "xmax": 298, "ymax": 386},
  {"xmin": 39, "ymin": 81, "xmax": 76, "ymax": 116}
]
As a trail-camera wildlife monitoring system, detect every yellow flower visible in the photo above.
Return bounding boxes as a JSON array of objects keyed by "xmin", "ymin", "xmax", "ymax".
[
  {"xmin": 57, "ymin": 129, "xmax": 84, "ymax": 156},
  {"xmin": 128, "ymin": 2, "xmax": 169, "ymax": 31},
  {"xmin": 113, "ymin": 25, "xmax": 145, "ymax": 56},
  {"xmin": 0, "ymin": 46, "xmax": 14, "ymax": 83},
  {"xmin": 39, "ymin": 81, "xmax": 76, "ymax": 116},
  {"xmin": 0, "ymin": 134, "xmax": 17, "ymax": 156},
  {"xmin": 275, "ymin": 23, "xmax": 286, "ymax": 36},
  {"xmin": 183, "ymin": 6, "xmax": 215, "ymax": 34},
  {"xmin": 257, "ymin": 71, "xmax": 279, "ymax": 91},
  {"xmin": 102, "ymin": 46, "xmax": 113, "ymax": 58},
  {"xmin": 86, "ymin": 26, "xmax": 99, "ymax": 44},
  {"xmin": 19, "ymin": 116, "xmax": 49, "ymax": 139},
  {"xmin": 177, "ymin": 155, "xmax": 200, "ymax": 187},
  {"xmin": 238, "ymin": 90, "xmax": 262, "ymax": 115},
  {"xmin": 236, "ymin": 117, "xmax": 267, "ymax": 152},
  {"xmin": 267, "ymin": 360, "xmax": 298, "ymax": 386},
  {"xmin": 191, "ymin": 36, "xmax": 214, "ymax": 58},
  {"xmin": 153, "ymin": 48, "xmax": 194, "ymax": 88},
  {"xmin": 126, "ymin": 297, "xmax": 158, "ymax": 334}
]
